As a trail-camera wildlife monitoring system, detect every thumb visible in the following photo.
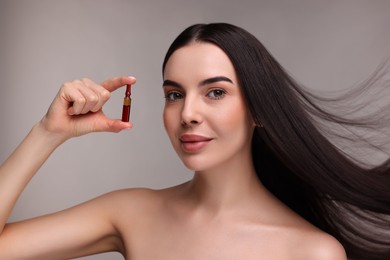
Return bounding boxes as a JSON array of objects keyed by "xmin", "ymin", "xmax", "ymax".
[{"xmin": 98, "ymin": 118, "xmax": 133, "ymax": 133}]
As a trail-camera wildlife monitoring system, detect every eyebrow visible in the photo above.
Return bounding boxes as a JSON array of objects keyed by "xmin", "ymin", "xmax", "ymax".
[{"xmin": 162, "ymin": 76, "xmax": 233, "ymax": 88}]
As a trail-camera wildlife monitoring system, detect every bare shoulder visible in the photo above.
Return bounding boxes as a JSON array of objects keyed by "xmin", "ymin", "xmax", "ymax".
[
  {"xmin": 99, "ymin": 184, "xmax": 183, "ymax": 217},
  {"xmin": 100, "ymin": 187, "xmax": 167, "ymax": 210},
  {"xmin": 289, "ymin": 228, "xmax": 347, "ymax": 260},
  {"xmin": 100, "ymin": 185, "xmax": 185, "ymax": 247},
  {"xmin": 103, "ymin": 187, "xmax": 161, "ymax": 201},
  {"xmin": 103, "ymin": 184, "xmax": 183, "ymax": 201}
]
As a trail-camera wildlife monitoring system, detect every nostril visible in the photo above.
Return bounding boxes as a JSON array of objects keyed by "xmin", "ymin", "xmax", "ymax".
[{"xmin": 181, "ymin": 119, "xmax": 199, "ymax": 127}]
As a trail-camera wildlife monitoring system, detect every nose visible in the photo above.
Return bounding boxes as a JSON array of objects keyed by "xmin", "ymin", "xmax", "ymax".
[{"xmin": 181, "ymin": 95, "xmax": 203, "ymax": 127}]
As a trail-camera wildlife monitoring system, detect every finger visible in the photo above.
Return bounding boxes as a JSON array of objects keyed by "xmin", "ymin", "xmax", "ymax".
[
  {"xmin": 61, "ymin": 80, "xmax": 88, "ymax": 115},
  {"xmin": 100, "ymin": 76, "xmax": 136, "ymax": 93},
  {"xmin": 81, "ymin": 78, "xmax": 111, "ymax": 113},
  {"xmin": 78, "ymin": 78, "xmax": 111, "ymax": 114},
  {"xmin": 77, "ymin": 87, "xmax": 100, "ymax": 114}
]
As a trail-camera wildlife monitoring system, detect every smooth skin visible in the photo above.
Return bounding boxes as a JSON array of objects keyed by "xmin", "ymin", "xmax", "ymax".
[{"xmin": 0, "ymin": 43, "xmax": 347, "ymax": 259}]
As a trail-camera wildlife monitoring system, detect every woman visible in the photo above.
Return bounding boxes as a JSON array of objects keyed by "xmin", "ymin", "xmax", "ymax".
[{"xmin": 0, "ymin": 23, "xmax": 389, "ymax": 259}]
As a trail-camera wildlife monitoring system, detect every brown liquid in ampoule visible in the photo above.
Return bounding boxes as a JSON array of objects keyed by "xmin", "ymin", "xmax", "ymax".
[{"xmin": 121, "ymin": 84, "xmax": 131, "ymax": 122}]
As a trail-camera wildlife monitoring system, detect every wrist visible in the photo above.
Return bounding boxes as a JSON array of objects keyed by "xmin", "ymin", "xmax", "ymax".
[{"xmin": 33, "ymin": 120, "xmax": 69, "ymax": 148}]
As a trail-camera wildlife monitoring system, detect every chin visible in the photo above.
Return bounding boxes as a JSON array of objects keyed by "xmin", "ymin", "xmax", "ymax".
[
  {"xmin": 179, "ymin": 155, "xmax": 206, "ymax": 171},
  {"xmin": 179, "ymin": 154, "xmax": 222, "ymax": 172},
  {"xmin": 181, "ymin": 160, "xmax": 206, "ymax": 172}
]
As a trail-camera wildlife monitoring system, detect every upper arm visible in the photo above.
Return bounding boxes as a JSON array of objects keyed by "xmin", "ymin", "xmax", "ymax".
[{"xmin": 0, "ymin": 191, "xmax": 124, "ymax": 260}]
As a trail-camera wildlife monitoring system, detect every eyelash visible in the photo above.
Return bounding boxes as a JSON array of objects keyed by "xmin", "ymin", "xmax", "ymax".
[
  {"xmin": 164, "ymin": 88, "xmax": 227, "ymax": 102},
  {"xmin": 164, "ymin": 91, "xmax": 183, "ymax": 102},
  {"xmin": 207, "ymin": 88, "xmax": 226, "ymax": 100}
]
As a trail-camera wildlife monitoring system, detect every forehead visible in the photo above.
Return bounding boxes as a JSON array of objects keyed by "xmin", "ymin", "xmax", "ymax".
[{"xmin": 163, "ymin": 42, "xmax": 238, "ymax": 83}]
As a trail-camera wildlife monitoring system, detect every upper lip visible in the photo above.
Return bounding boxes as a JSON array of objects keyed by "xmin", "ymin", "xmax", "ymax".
[{"xmin": 179, "ymin": 134, "xmax": 213, "ymax": 142}]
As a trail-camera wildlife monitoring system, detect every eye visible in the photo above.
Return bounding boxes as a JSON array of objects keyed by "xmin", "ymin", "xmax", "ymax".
[
  {"xmin": 207, "ymin": 88, "xmax": 226, "ymax": 100},
  {"xmin": 165, "ymin": 91, "xmax": 183, "ymax": 102}
]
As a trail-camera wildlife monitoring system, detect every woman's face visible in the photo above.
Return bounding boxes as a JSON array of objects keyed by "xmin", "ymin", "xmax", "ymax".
[{"xmin": 163, "ymin": 42, "xmax": 254, "ymax": 172}]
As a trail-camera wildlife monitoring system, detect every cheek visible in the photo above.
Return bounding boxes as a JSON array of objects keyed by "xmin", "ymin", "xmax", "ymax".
[
  {"xmin": 213, "ymin": 104, "xmax": 254, "ymax": 147},
  {"xmin": 163, "ymin": 107, "xmax": 178, "ymax": 136},
  {"xmin": 162, "ymin": 108, "xmax": 170, "ymax": 133},
  {"xmin": 163, "ymin": 107, "xmax": 183, "ymax": 156},
  {"xmin": 218, "ymin": 102, "xmax": 250, "ymax": 130}
]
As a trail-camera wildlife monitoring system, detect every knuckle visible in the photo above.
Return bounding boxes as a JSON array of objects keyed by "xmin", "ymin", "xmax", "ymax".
[
  {"xmin": 101, "ymin": 90, "xmax": 111, "ymax": 100},
  {"xmin": 61, "ymin": 82, "xmax": 72, "ymax": 91},
  {"xmin": 89, "ymin": 94, "xmax": 99, "ymax": 103},
  {"xmin": 63, "ymin": 80, "xmax": 82, "ymax": 90},
  {"xmin": 73, "ymin": 79, "xmax": 83, "ymax": 85},
  {"xmin": 77, "ymin": 97, "xmax": 87, "ymax": 104},
  {"xmin": 81, "ymin": 77, "xmax": 92, "ymax": 83}
]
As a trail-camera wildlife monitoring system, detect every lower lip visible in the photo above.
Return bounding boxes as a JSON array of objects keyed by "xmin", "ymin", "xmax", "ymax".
[{"xmin": 181, "ymin": 140, "xmax": 211, "ymax": 153}]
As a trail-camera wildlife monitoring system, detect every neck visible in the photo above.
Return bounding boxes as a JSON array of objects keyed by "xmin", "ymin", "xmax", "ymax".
[{"xmin": 182, "ymin": 153, "xmax": 268, "ymax": 215}]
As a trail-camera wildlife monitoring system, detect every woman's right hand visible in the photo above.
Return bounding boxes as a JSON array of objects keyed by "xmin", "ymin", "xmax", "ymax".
[{"xmin": 40, "ymin": 76, "xmax": 136, "ymax": 142}]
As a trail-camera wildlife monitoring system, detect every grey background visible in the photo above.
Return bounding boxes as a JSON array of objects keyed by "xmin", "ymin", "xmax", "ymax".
[{"xmin": 1, "ymin": 0, "xmax": 390, "ymax": 259}]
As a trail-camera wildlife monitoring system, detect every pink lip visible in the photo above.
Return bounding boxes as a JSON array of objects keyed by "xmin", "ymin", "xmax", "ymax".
[{"xmin": 179, "ymin": 134, "xmax": 213, "ymax": 152}]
